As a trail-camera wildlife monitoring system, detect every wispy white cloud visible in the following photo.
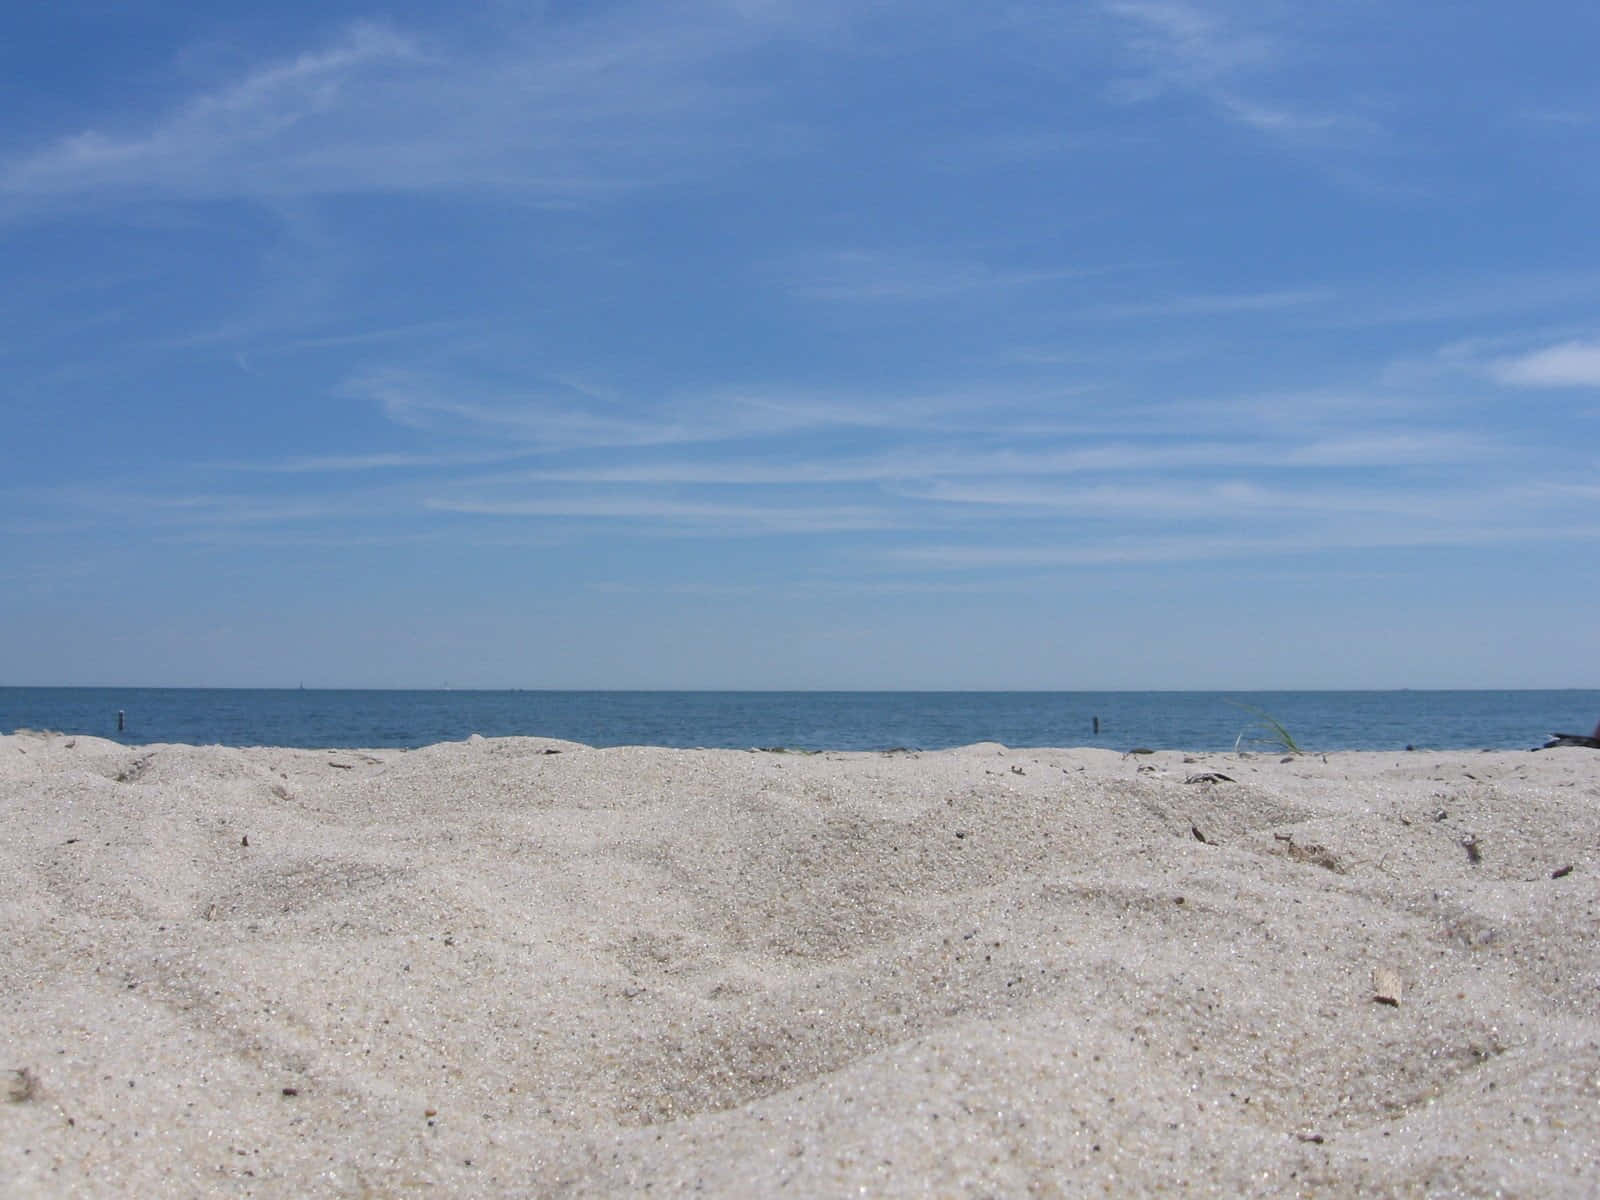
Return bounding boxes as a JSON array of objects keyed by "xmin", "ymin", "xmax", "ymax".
[
  {"xmin": 347, "ymin": 368, "xmax": 903, "ymax": 451},
  {"xmin": 1105, "ymin": 1, "xmax": 1271, "ymax": 82},
  {"xmin": 1517, "ymin": 106, "xmax": 1600, "ymax": 129},
  {"xmin": 1491, "ymin": 339, "xmax": 1600, "ymax": 387},
  {"xmin": 227, "ymin": 449, "xmax": 528, "ymax": 474},
  {"xmin": 1100, "ymin": 1, "xmax": 1347, "ymax": 141},
  {"xmin": 155, "ymin": 528, "xmax": 453, "ymax": 549},
  {"xmin": 919, "ymin": 128, "xmax": 1112, "ymax": 171},
  {"xmin": 349, "ymin": 365, "xmax": 1115, "ymax": 450},
  {"xmin": 1157, "ymin": 384, "xmax": 1496, "ymax": 440},
  {"xmin": 1087, "ymin": 287, "xmax": 1332, "ymax": 319},
  {"xmin": 0, "ymin": 1, "xmax": 1388, "ymax": 222},
  {"xmin": 888, "ymin": 518, "xmax": 1600, "ymax": 570},
  {"xmin": 351, "ymin": 368, "xmax": 669, "ymax": 447},
  {"xmin": 0, "ymin": 9, "xmax": 797, "ymax": 210},
  {"xmin": 9, "ymin": 374, "xmax": 1582, "ymax": 564},
  {"xmin": 1324, "ymin": 271, "xmax": 1600, "ymax": 332},
  {"xmin": 1215, "ymin": 94, "xmax": 1344, "ymax": 135},
  {"xmin": 889, "ymin": 534, "xmax": 1311, "ymax": 569},
  {"xmin": 263, "ymin": 319, "xmax": 471, "ymax": 355},
  {"xmin": 894, "ymin": 478, "xmax": 1483, "ymax": 521},
  {"xmin": 424, "ymin": 494, "xmax": 895, "ymax": 534},
  {"xmin": 15, "ymin": 482, "xmax": 410, "ymax": 535},
  {"xmin": 1274, "ymin": 432, "xmax": 1496, "ymax": 467},
  {"xmin": 493, "ymin": 429, "xmax": 1494, "ymax": 488},
  {"xmin": 3, "ymin": 24, "xmax": 421, "ymax": 200},
  {"xmin": 783, "ymin": 249, "xmax": 1093, "ymax": 302},
  {"xmin": 120, "ymin": 492, "xmax": 396, "ymax": 527},
  {"xmin": 344, "ymin": 344, "xmax": 1517, "ymax": 468}
]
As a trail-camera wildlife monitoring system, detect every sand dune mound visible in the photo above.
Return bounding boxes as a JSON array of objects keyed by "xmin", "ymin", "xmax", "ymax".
[{"xmin": 3, "ymin": 736, "xmax": 1597, "ymax": 1196}]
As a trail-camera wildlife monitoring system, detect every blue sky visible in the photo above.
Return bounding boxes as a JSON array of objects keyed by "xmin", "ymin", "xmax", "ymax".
[{"xmin": 3, "ymin": 1, "xmax": 1598, "ymax": 689}]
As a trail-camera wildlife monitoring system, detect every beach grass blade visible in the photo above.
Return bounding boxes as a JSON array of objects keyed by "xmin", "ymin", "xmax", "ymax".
[{"xmin": 1226, "ymin": 700, "xmax": 1303, "ymax": 755}]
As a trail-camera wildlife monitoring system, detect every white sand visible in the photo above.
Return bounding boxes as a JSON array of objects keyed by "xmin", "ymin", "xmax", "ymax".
[{"xmin": 3, "ymin": 732, "xmax": 1597, "ymax": 1197}]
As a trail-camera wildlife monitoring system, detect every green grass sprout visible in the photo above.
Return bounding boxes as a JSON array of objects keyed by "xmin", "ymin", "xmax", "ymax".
[{"xmin": 1226, "ymin": 700, "xmax": 1303, "ymax": 755}]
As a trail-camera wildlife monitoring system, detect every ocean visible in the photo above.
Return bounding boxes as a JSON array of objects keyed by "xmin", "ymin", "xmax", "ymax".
[{"xmin": 2, "ymin": 688, "xmax": 1596, "ymax": 753}]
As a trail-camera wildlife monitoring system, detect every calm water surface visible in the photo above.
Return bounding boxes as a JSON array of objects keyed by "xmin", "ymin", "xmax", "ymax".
[{"xmin": 4, "ymin": 688, "xmax": 1597, "ymax": 752}]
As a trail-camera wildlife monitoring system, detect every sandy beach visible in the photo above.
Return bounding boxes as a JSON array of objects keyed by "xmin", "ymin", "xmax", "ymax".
[{"xmin": 3, "ymin": 731, "xmax": 1597, "ymax": 1197}]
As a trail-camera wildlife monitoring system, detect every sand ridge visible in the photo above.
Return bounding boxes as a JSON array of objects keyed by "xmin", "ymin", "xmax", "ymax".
[{"xmin": 3, "ymin": 732, "xmax": 1597, "ymax": 1196}]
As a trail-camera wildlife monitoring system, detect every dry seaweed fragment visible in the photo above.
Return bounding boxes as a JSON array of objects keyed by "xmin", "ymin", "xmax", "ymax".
[
  {"xmin": 1184, "ymin": 772, "xmax": 1234, "ymax": 784},
  {"xmin": 4, "ymin": 1068, "xmax": 35, "ymax": 1103}
]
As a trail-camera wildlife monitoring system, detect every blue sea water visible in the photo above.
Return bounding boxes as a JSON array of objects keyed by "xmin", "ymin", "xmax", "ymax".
[{"xmin": 2, "ymin": 688, "xmax": 1597, "ymax": 752}]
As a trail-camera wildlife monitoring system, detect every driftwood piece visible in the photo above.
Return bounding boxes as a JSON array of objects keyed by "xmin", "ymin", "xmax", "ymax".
[{"xmin": 1372, "ymin": 968, "xmax": 1403, "ymax": 1007}]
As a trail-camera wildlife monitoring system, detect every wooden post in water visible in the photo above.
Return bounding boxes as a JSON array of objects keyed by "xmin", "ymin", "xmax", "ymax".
[
  {"xmin": 1093, "ymin": 716, "xmax": 1100, "ymax": 735},
  {"xmin": 117, "ymin": 710, "xmax": 125, "ymax": 732}
]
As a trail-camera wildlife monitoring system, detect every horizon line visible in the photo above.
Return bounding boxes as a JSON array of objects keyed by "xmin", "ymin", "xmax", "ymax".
[{"xmin": 5, "ymin": 684, "xmax": 1596, "ymax": 694}]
